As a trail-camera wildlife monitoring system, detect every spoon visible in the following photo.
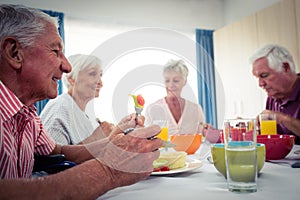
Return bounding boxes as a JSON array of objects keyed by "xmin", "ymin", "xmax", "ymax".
[{"xmin": 207, "ymin": 156, "xmax": 214, "ymax": 164}]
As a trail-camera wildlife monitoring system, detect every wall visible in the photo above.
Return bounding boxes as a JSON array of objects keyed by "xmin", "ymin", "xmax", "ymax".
[
  {"xmin": 223, "ymin": 0, "xmax": 281, "ymax": 25},
  {"xmin": 0, "ymin": 0, "xmax": 224, "ymax": 32},
  {"xmin": 0, "ymin": 0, "xmax": 283, "ymax": 32},
  {"xmin": 0, "ymin": 0, "xmax": 226, "ymax": 56}
]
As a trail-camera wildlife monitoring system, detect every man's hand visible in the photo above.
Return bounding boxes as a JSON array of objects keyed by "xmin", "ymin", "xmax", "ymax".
[
  {"xmin": 86, "ymin": 113, "xmax": 163, "ymax": 171},
  {"xmin": 100, "ymin": 121, "xmax": 115, "ymax": 137}
]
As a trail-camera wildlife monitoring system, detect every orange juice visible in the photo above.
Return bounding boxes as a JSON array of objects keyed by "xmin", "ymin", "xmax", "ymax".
[
  {"xmin": 260, "ymin": 120, "xmax": 277, "ymax": 135},
  {"xmin": 157, "ymin": 127, "xmax": 168, "ymax": 141}
]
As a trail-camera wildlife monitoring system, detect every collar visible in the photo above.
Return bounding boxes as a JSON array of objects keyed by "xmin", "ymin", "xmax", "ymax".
[{"xmin": 0, "ymin": 81, "xmax": 36, "ymax": 121}]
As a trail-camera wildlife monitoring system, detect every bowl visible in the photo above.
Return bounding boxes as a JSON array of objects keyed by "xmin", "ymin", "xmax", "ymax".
[
  {"xmin": 170, "ymin": 133, "xmax": 202, "ymax": 154},
  {"xmin": 211, "ymin": 143, "xmax": 266, "ymax": 178},
  {"xmin": 257, "ymin": 135, "xmax": 295, "ymax": 160}
]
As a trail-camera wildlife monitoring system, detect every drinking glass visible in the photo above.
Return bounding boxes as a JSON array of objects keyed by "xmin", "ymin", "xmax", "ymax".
[
  {"xmin": 223, "ymin": 118, "xmax": 257, "ymax": 193},
  {"xmin": 153, "ymin": 120, "xmax": 168, "ymax": 141},
  {"xmin": 259, "ymin": 113, "xmax": 277, "ymax": 135}
]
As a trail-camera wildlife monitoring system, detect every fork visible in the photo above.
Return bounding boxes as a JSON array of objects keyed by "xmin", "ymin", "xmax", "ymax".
[{"xmin": 135, "ymin": 106, "xmax": 143, "ymax": 126}]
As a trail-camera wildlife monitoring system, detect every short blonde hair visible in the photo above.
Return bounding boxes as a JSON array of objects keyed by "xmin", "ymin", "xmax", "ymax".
[{"xmin": 163, "ymin": 59, "xmax": 189, "ymax": 81}]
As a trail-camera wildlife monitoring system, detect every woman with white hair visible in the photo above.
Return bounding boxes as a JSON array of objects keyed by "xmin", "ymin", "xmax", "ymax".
[
  {"xmin": 145, "ymin": 59, "xmax": 208, "ymax": 135},
  {"xmin": 40, "ymin": 54, "xmax": 114, "ymax": 145}
]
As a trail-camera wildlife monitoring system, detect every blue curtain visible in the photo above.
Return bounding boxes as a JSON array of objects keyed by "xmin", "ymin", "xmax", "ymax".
[
  {"xmin": 196, "ymin": 29, "xmax": 217, "ymax": 127},
  {"xmin": 34, "ymin": 10, "xmax": 65, "ymax": 115}
]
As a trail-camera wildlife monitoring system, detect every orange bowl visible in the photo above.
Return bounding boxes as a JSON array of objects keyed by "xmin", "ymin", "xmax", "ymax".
[
  {"xmin": 257, "ymin": 135, "xmax": 295, "ymax": 160},
  {"xmin": 170, "ymin": 133, "xmax": 202, "ymax": 154}
]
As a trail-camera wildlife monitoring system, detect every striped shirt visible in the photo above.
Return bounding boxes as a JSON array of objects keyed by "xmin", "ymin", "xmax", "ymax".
[{"xmin": 0, "ymin": 81, "xmax": 56, "ymax": 179}]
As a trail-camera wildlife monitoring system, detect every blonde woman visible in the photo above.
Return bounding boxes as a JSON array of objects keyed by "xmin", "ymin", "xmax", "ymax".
[
  {"xmin": 41, "ymin": 54, "xmax": 114, "ymax": 145},
  {"xmin": 145, "ymin": 59, "xmax": 208, "ymax": 135}
]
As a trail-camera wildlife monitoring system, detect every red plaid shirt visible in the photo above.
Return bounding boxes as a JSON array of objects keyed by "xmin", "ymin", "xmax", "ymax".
[{"xmin": 0, "ymin": 81, "xmax": 55, "ymax": 179}]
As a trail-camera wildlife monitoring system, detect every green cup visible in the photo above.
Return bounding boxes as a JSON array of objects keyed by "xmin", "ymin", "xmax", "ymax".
[{"xmin": 211, "ymin": 143, "xmax": 266, "ymax": 178}]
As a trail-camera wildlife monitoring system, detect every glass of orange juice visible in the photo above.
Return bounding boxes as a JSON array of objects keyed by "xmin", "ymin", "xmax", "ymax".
[
  {"xmin": 259, "ymin": 113, "xmax": 277, "ymax": 135},
  {"xmin": 153, "ymin": 120, "xmax": 168, "ymax": 141}
]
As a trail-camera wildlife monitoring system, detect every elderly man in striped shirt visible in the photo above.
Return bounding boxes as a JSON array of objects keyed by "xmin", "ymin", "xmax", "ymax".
[{"xmin": 0, "ymin": 4, "xmax": 162, "ymax": 199}]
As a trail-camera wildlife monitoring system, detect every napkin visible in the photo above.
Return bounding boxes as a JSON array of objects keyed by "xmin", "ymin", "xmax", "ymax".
[{"xmin": 203, "ymin": 128, "xmax": 222, "ymax": 143}]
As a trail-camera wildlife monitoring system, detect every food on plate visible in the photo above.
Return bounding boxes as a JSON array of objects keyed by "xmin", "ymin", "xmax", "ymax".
[
  {"xmin": 153, "ymin": 165, "xmax": 170, "ymax": 172},
  {"xmin": 153, "ymin": 159, "xmax": 168, "ymax": 168},
  {"xmin": 153, "ymin": 151, "xmax": 187, "ymax": 171}
]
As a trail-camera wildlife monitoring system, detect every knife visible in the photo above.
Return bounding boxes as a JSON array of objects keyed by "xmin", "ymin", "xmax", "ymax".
[
  {"xmin": 291, "ymin": 162, "xmax": 300, "ymax": 168},
  {"xmin": 162, "ymin": 140, "xmax": 177, "ymax": 148}
]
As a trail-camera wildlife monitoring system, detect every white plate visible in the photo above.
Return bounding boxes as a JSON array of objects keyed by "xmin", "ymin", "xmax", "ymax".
[{"xmin": 151, "ymin": 158, "xmax": 203, "ymax": 175}]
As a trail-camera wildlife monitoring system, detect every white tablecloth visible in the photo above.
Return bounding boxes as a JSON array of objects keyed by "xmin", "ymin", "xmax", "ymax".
[{"xmin": 97, "ymin": 145, "xmax": 300, "ymax": 200}]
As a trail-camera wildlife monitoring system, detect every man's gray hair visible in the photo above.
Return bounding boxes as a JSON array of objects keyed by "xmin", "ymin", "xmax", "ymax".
[
  {"xmin": 0, "ymin": 4, "xmax": 58, "ymax": 60},
  {"xmin": 249, "ymin": 44, "xmax": 295, "ymax": 73}
]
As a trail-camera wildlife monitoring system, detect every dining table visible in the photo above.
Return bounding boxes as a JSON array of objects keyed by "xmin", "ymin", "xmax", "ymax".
[{"xmin": 97, "ymin": 144, "xmax": 300, "ymax": 200}]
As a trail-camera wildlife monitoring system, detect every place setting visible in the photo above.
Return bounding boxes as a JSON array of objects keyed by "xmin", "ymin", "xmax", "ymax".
[
  {"xmin": 150, "ymin": 126, "xmax": 204, "ymax": 176},
  {"xmin": 128, "ymin": 92, "xmax": 299, "ymax": 195},
  {"xmin": 128, "ymin": 95, "xmax": 204, "ymax": 176},
  {"xmin": 208, "ymin": 116, "xmax": 300, "ymax": 194},
  {"xmin": 256, "ymin": 113, "xmax": 300, "ymax": 168},
  {"xmin": 98, "ymin": 115, "xmax": 300, "ymax": 200},
  {"xmin": 149, "ymin": 117, "xmax": 230, "ymax": 176}
]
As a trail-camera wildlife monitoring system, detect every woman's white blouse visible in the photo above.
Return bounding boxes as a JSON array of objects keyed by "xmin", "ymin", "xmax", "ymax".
[{"xmin": 144, "ymin": 98, "xmax": 205, "ymax": 135}]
